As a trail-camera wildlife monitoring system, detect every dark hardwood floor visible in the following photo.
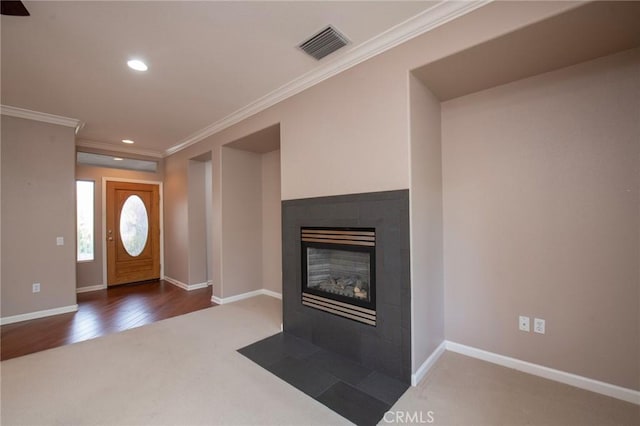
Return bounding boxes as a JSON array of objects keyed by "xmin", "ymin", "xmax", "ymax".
[{"xmin": 1, "ymin": 280, "xmax": 216, "ymax": 361}]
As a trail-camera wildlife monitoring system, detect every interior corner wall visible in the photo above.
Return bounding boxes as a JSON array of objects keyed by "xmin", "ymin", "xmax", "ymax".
[
  {"xmin": 0, "ymin": 129, "xmax": 2, "ymax": 309},
  {"xmin": 164, "ymin": 152, "xmax": 190, "ymax": 285},
  {"xmin": 409, "ymin": 74, "xmax": 444, "ymax": 372},
  {"xmin": 205, "ymin": 160, "xmax": 214, "ymax": 283},
  {"xmin": 442, "ymin": 49, "xmax": 640, "ymax": 391},
  {"xmin": 1, "ymin": 115, "xmax": 77, "ymax": 317},
  {"xmin": 220, "ymin": 147, "xmax": 263, "ymax": 298},
  {"xmin": 211, "ymin": 146, "xmax": 223, "ymax": 293},
  {"xmin": 262, "ymin": 150, "xmax": 282, "ymax": 295},
  {"xmin": 75, "ymin": 163, "xmax": 163, "ymax": 289},
  {"xmin": 188, "ymin": 159, "xmax": 208, "ymax": 285}
]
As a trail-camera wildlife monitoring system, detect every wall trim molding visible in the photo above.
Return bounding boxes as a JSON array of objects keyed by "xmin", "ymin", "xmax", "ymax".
[
  {"xmin": 211, "ymin": 289, "xmax": 282, "ymax": 305},
  {"xmin": 0, "ymin": 304, "xmax": 79, "ymax": 326},
  {"xmin": 446, "ymin": 341, "xmax": 640, "ymax": 405},
  {"xmin": 76, "ymin": 284, "xmax": 107, "ymax": 293},
  {"xmin": 1, "ymin": 104, "xmax": 84, "ymax": 134},
  {"xmin": 164, "ymin": 0, "xmax": 490, "ymax": 156},
  {"xmin": 77, "ymin": 139, "xmax": 164, "ymax": 159},
  {"xmin": 411, "ymin": 340, "xmax": 447, "ymax": 386},
  {"xmin": 164, "ymin": 276, "xmax": 209, "ymax": 291}
]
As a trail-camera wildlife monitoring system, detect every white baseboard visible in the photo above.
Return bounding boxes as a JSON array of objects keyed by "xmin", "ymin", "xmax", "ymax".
[
  {"xmin": 76, "ymin": 284, "xmax": 107, "ymax": 293},
  {"xmin": 446, "ymin": 341, "xmax": 640, "ymax": 405},
  {"xmin": 164, "ymin": 276, "xmax": 209, "ymax": 291},
  {"xmin": 262, "ymin": 289, "xmax": 283, "ymax": 300},
  {"xmin": 164, "ymin": 276, "xmax": 187, "ymax": 289},
  {"xmin": 0, "ymin": 304, "xmax": 79, "ymax": 325},
  {"xmin": 187, "ymin": 282, "xmax": 209, "ymax": 290},
  {"xmin": 211, "ymin": 289, "xmax": 282, "ymax": 305},
  {"xmin": 411, "ymin": 340, "xmax": 447, "ymax": 386}
]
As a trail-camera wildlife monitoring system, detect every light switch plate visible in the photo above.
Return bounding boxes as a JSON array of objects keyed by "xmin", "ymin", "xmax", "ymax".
[{"xmin": 56, "ymin": 237, "xmax": 64, "ymax": 246}]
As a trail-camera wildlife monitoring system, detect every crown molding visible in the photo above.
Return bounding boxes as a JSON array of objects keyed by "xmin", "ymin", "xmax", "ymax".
[
  {"xmin": 166, "ymin": 0, "xmax": 491, "ymax": 156},
  {"xmin": 76, "ymin": 139, "xmax": 164, "ymax": 159},
  {"xmin": 1, "ymin": 104, "xmax": 84, "ymax": 133}
]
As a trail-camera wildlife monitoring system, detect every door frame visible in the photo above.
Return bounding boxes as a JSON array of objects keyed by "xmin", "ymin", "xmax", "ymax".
[{"xmin": 102, "ymin": 177, "xmax": 164, "ymax": 287}]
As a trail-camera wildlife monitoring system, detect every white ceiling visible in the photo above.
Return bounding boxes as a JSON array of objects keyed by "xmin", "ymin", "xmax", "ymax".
[{"xmin": 1, "ymin": 0, "xmax": 449, "ymax": 157}]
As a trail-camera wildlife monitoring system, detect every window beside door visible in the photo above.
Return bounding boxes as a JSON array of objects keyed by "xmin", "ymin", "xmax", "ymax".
[{"xmin": 77, "ymin": 180, "xmax": 95, "ymax": 262}]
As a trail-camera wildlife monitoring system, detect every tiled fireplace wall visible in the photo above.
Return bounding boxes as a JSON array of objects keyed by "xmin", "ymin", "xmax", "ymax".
[{"xmin": 282, "ymin": 190, "xmax": 411, "ymax": 382}]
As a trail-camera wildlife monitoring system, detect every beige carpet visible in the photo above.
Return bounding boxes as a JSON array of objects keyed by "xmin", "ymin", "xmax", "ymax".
[
  {"xmin": 394, "ymin": 352, "xmax": 639, "ymax": 426},
  {"xmin": 1, "ymin": 296, "xmax": 348, "ymax": 425},
  {"xmin": 1, "ymin": 295, "xmax": 638, "ymax": 425}
]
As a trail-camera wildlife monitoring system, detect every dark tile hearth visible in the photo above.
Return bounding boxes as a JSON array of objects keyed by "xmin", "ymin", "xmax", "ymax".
[
  {"xmin": 356, "ymin": 372, "xmax": 409, "ymax": 406},
  {"xmin": 267, "ymin": 356, "xmax": 339, "ymax": 398},
  {"xmin": 317, "ymin": 382, "xmax": 390, "ymax": 426},
  {"xmin": 239, "ymin": 332, "xmax": 409, "ymax": 426},
  {"xmin": 307, "ymin": 350, "xmax": 372, "ymax": 387}
]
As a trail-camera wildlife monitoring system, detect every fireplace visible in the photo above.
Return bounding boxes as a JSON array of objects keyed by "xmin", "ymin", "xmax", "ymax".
[
  {"xmin": 283, "ymin": 190, "xmax": 410, "ymax": 382},
  {"xmin": 301, "ymin": 227, "xmax": 376, "ymax": 326}
]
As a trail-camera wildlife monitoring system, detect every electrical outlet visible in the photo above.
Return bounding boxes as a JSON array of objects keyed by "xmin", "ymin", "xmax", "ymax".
[
  {"xmin": 534, "ymin": 318, "xmax": 545, "ymax": 334},
  {"xmin": 56, "ymin": 237, "xmax": 64, "ymax": 246},
  {"xmin": 32, "ymin": 283, "xmax": 41, "ymax": 293},
  {"xmin": 519, "ymin": 315, "xmax": 530, "ymax": 332}
]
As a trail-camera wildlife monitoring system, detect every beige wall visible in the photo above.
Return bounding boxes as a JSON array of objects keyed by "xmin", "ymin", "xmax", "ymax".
[
  {"xmin": 0, "ymin": 123, "xmax": 2, "ymax": 313},
  {"xmin": 164, "ymin": 153, "xmax": 190, "ymax": 285},
  {"xmin": 279, "ymin": 1, "xmax": 579, "ymax": 201},
  {"xmin": 409, "ymin": 75, "xmax": 445, "ymax": 371},
  {"xmin": 205, "ymin": 160, "xmax": 214, "ymax": 282},
  {"xmin": 216, "ymin": 147, "xmax": 280, "ymax": 298},
  {"xmin": 280, "ymin": 62, "xmax": 409, "ymax": 200},
  {"xmin": 188, "ymin": 159, "xmax": 208, "ymax": 285},
  {"xmin": 75, "ymin": 161, "xmax": 163, "ymax": 289},
  {"xmin": 442, "ymin": 49, "xmax": 640, "ymax": 390},
  {"xmin": 262, "ymin": 150, "xmax": 282, "ymax": 294},
  {"xmin": 220, "ymin": 147, "xmax": 263, "ymax": 298},
  {"xmin": 1, "ymin": 116, "xmax": 76, "ymax": 317}
]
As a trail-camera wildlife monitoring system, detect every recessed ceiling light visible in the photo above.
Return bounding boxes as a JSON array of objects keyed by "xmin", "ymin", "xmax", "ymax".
[
  {"xmin": 113, "ymin": 157, "xmax": 123, "ymax": 161},
  {"xmin": 122, "ymin": 139, "xmax": 135, "ymax": 144},
  {"xmin": 127, "ymin": 59, "xmax": 148, "ymax": 71}
]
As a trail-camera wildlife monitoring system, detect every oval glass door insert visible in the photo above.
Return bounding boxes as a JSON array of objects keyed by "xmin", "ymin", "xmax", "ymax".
[{"xmin": 119, "ymin": 195, "xmax": 149, "ymax": 257}]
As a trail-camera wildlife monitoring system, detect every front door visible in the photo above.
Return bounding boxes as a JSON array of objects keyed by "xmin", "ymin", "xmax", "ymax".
[{"xmin": 106, "ymin": 181, "xmax": 160, "ymax": 286}]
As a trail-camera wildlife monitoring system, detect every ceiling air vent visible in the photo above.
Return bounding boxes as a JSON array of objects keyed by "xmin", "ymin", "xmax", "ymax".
[{"xmin": 298, "ymin": 26, "xmax": 349, "ymax": 60}]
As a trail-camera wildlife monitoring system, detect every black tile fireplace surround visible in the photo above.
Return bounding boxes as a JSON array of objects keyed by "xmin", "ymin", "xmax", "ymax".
[{"xmin": 282, "ymin": 190, "xmax": 411, "ymax": 383}]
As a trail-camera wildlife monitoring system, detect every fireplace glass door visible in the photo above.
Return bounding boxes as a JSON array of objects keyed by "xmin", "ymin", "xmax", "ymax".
[
  {"xmin": 301, "ymin": 227, "xmax": 376, "ymax": 314},
  {"xmin": 306, "ymin": 247, "xmax": 371, "ymax": 303}
]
